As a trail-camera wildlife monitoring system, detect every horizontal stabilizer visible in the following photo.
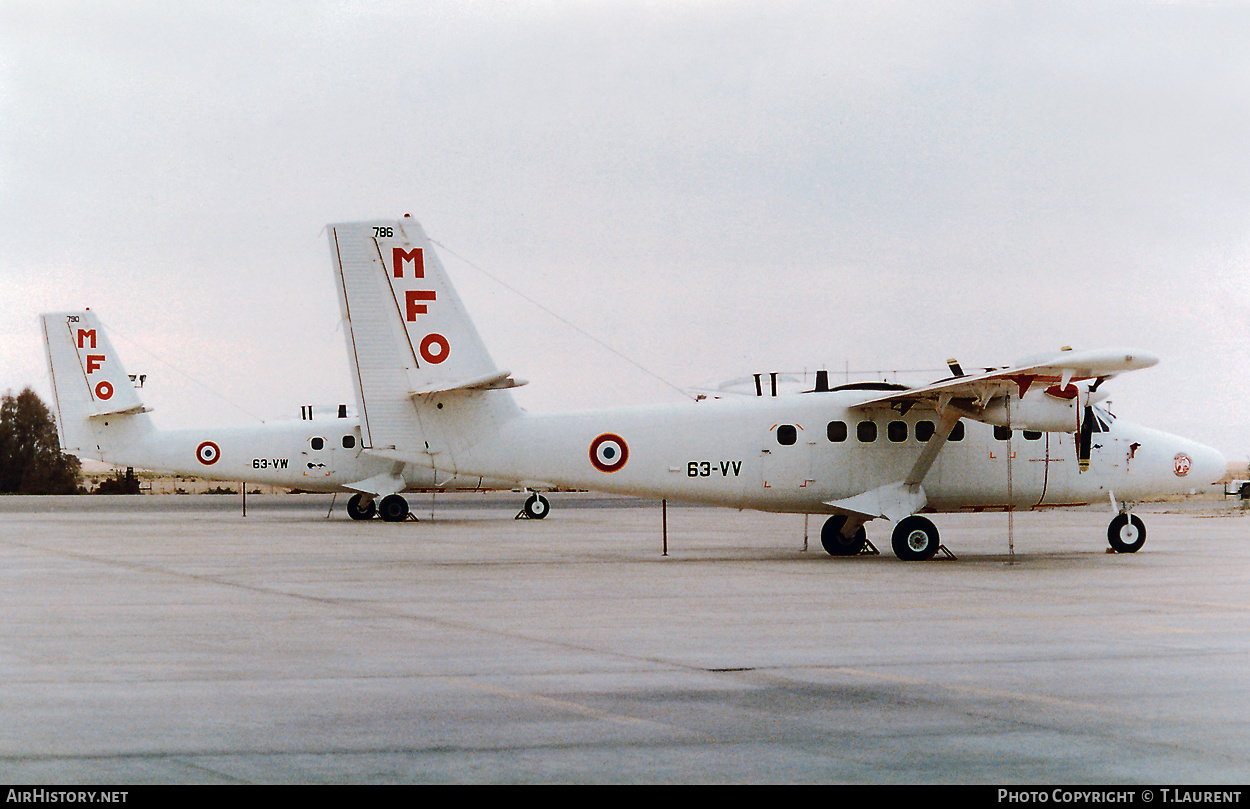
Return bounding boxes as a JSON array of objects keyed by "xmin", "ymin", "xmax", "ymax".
[
  {"xmin": 410, "ymin": 370, "xmax": 527, "ymax": 397},
  {"xmin": 826, "ymin": 481, "xmax": 927, "ymax": 522},
  {"xmin": 87, "ymin": 404, "xmax": 151, "ymax": 419}
]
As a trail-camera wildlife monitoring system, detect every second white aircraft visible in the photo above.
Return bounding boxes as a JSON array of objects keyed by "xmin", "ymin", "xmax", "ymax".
[
  {"xmin": 326, "ymin": 216, "xmax": 1226, "ymax": 560},
  {"xmin": 40, "ymin": 309, "xmax": 505, "ymax": 517}
]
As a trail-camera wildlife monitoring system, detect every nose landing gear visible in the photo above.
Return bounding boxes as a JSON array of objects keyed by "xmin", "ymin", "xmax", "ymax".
[{"xmin": 1107, "ymin": 512, "xmax": 1146, "ymax": 553}]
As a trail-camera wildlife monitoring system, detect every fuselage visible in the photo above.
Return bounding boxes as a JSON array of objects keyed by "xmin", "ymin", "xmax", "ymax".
[
  {"xmin": 85, "ymin": 412, "xmax": 494, "ymax": 494},
  {"xmin": 423, "ymin": 390, "xmax": 1225, "ymax": 513}
]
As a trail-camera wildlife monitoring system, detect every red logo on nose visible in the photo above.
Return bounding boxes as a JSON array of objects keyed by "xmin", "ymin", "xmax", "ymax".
[{"xmin": 1174, "ymin": 453, "xmax": 1192, "ymax": 477}]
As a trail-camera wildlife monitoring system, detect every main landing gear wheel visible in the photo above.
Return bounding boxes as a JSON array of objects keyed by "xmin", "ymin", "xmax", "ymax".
[
  {"xmin": 820, "ymin": 515, "xmax": 866, "ymax": 556},
  {"xmin": 378, "ymin": 494, "xmax": 410, "ymax": 523},
  {"xmin": 891, "ymin": 515, "xmax": 941, "ymax": 561},
  {"xmin": 347, "ymin": 493, "xmax": 376, "ymax": 520},
  {"xmin": 522, "ymin": 493, "xmax": 550, "ymax": 520},
  {"xmin": 1107, "ymin": 513, "xmax": 1146, "ymax": 553}
]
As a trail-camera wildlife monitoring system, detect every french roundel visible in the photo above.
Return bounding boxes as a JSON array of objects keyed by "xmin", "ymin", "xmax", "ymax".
[
  {"xmin": 196, "ymin": 440, "xmax": 221, "ymax": 466},
  {"xmin": 589, "ymin": 433, "xmax": 628, "ymax": 473}
]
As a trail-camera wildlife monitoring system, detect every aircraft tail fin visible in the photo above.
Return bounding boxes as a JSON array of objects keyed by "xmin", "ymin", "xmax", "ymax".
[
  {"xmin": 40, "ymin": 311, "xmax": 153, "ymax": 458},
  {"xmin": 328, "ymin": 217, "xmax": 522, "ymax": 453}
]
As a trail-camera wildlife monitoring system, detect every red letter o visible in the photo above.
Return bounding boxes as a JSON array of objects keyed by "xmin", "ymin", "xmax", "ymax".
[{"xmin": 420, "ymin": 333, "xmax": 450, "ymax": 364}]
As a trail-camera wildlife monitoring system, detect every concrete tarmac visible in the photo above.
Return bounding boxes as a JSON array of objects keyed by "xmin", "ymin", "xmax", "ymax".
[{"xmin": 0, "ymin": 492, "xmax": 1246, "ymax": 785}]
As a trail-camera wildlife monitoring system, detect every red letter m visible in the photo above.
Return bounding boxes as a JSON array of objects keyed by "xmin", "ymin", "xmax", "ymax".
[
  {"xmin": 77, "ymin": 329, "xmax": 97, "ymax": 349},
  {"xmin": 393, "ymin": 247, "xmax": 424, "ymax": 279}
]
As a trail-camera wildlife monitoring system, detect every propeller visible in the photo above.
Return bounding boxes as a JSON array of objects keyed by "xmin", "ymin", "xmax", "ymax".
[
  {"xmin": 1078, "ymin": 405, "xmax": 1095, "ymax": 472},
  {"xmin": 1076, "ymin": 377, "xmax": 1107, "ymax": 473}
]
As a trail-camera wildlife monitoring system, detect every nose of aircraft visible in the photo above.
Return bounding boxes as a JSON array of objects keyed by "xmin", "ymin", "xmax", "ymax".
[{"xmin": 1189, "ymin": 442, "xmax": 1227, "ymax": 486}]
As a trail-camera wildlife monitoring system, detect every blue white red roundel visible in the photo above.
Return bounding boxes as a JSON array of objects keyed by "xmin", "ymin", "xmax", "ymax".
[
  {"xmin": 196, "ymin": 440, "xmax": 221, "ymax": 466},
  {"xmin": 589, "ymin": 433, "xmax": 628, "ymax": 473}
]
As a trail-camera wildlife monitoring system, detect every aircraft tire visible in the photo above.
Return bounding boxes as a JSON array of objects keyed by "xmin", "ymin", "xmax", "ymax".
[
  {"xmin": 378, "ymin": 494, "xmax": 409, "ymax": 523},
  {"xmin": 891, "ymin": 516, "xmax": 940, "ymax": 561},
  {"xmin": 820, "ymin": 515, "xmax": 866, "ymax": 556},
  {"xmin": 347, "ymin": 493, "xmax": 376, "ymax": 520},
  {"xmin": 1107, "ymin": 513, "xmax": 1146, "ymax": 553},
  {"xmin": 523, "ymin": 494, "xmax": 550, "ymax": 520}
]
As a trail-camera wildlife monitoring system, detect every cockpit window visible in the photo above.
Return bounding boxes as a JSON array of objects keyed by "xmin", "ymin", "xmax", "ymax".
[
  {"xmin": 1086, "ymin": 405, "xmax": 1114, "ymax": 434},
  {"xmin": 1093, "ymin": 405, "xmax": 1114, "ymax": 431}
]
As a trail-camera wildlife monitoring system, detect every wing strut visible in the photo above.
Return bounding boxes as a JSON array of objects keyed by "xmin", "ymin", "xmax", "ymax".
[
  {"xmin": 906, "ymin": 409, "xmax": 962, "ymax": 487},
  {"xmin": 825, "ymin": 410, "xmax": 963, "ymax": 522}
]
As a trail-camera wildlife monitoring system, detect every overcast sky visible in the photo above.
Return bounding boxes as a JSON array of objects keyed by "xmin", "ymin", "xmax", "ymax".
[{"xmin": 3, "ymin": 1, "xmax": 1248, "ymax": 463}]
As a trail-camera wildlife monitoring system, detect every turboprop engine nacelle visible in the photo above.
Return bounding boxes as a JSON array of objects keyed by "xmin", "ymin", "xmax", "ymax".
[{"xmin": 975, "ymin": 385, "xmax": 1103, "ymax": 433}]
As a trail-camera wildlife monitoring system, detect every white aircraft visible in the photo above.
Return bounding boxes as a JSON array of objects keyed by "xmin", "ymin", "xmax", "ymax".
[
  {"xmin": 39, "ymin": 310, "xmax": 510, "ymax": 519},
  {"xmin": 325, "ymin": 215, "xmax": 1226, "ymax": 560}
]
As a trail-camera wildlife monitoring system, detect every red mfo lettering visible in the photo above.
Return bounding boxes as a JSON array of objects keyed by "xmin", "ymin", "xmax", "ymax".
[
  {"xmin": 393, "ymin": 247, "xmax": 424, "ymax": 278},
  {"xmin": 86, "ymin": 354, "xmax": 105, "ymax": 373},
  {"xmin": 420, "ymin": 333, "xmax": 450, "ymax": 364},
  {"xmin": 406, "ymin": 290, "xmax": 436, "ymax": 321},
  {"xmin": 77, "ymin": 329, "xmax": 97, "ymax": 348}
]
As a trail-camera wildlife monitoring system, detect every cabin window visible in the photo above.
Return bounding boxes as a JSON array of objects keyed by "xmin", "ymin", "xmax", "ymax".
[
  {"xmin": 310, "ymin": 437, "xmax": 325, "ymax": 451},
  {"xmin": 342, "ymin": 435, "xmax": 356, "ymax": 449},
  {"xmin": 887, "ymin": 421, "xmax": 908, "ymax": 442},
  {"xmin": 1023, "ymin": 430, "xmax": 1041, "ymax": 441},
  {"xmin": 777, "ymin": 424, "xmax": 797, "ymax": 445},
  {"xmin": 915, "ymin": 421, "xmax": 935, "ymax": 442},
  {"xmin": 949, "ymin": 422, "xmax": 965, "ymax": 441},
  {"xmin": 994, "ymin": 426, "xmax": 1011, "ymax": 441},
  {"xmin": 827, "ymin": 421, "xmax": 847, "ymax": 442},
  {"xmin": 857, "ymin": 421, "xmax": 877, "ymax": 443}
]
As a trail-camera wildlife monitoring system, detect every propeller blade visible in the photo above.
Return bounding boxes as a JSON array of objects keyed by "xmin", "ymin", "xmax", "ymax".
[{"xmin": 1078, "ymin": 405, "xmax": 1095, "ymax": 472}]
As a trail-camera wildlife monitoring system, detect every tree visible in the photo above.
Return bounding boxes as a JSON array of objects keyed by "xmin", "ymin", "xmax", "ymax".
[{"xmin": 0, "ymin": 388, "xmax": 82, "ymax": 494}]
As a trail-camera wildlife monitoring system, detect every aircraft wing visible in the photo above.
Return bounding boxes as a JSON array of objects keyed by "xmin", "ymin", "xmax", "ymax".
[
  {"xmin": 849, "ymin": 349, "xmax": 1158, "ymax": 411},
  {"xmin": 824, "ymin": 349, "xmax": 1159, "ymax": 522}
]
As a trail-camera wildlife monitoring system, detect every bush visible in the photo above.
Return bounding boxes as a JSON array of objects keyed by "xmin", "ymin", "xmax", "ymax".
[{"xmin": 93, "ymin": 468, "xmax": 141, "ymax": 495}]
